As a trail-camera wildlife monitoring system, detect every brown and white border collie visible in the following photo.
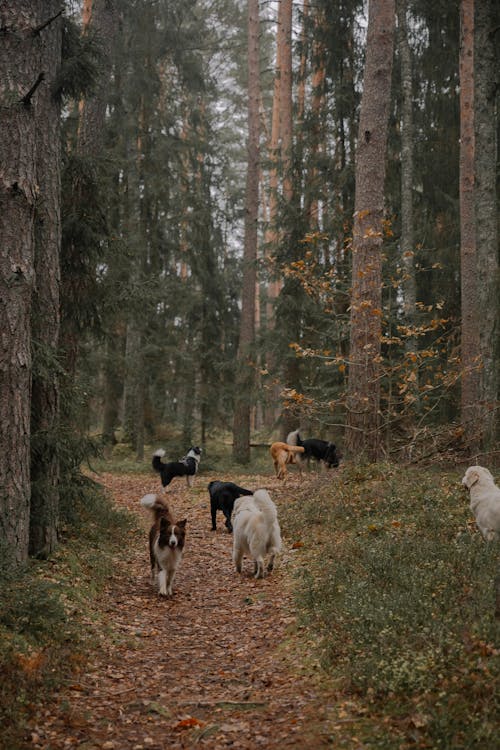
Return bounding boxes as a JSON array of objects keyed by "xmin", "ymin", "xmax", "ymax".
[{"xmin": 140, "ymin": 494, "xmax": 187, "ymax": 597}]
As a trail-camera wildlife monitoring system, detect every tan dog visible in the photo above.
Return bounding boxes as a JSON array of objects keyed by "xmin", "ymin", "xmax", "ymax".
[
  {"xmin": 270, "ymin": 442, "xmax": 305, "ymax": 480},
  {"xmin": 462, "ymin": 466, "xmax": 500, "ymax": 541}
]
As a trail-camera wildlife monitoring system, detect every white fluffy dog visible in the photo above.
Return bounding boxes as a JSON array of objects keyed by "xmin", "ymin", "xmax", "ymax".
[
  {"xmin": 231, "ymin": 489, "xmax": 281, "ymax": 578},
  {"xmin": 461, "ymin": 465, "xmax": 500, "ymax": 541}
]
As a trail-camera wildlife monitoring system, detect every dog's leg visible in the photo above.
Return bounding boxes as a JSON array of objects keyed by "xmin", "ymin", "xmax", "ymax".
[
  {"xmin": 223, "ymin": 508, "xmax": 233, "ymax": 533},
  {"xmin": 267, "ymin": 554, "xmax": 275, "ymax": 572},
  {"xmin": 149, "ymin": 547, "xmax": 156, "ymax": 582},
  {"xmin": 211, "ymin": 499, "xmax": 218, "ymax": 531},
  {"xmin": 166, "ymin": 568, "xmax": 175, "ymax": 597},
  {"xmin": 233, "ymin": 547, "xmax": 243, "ymax": 574},
  {"xmin": 158, "ymin": 569, "xmax": 168, "ymax": 596},
  {"xmin": 254, "ymin": 557, "xmax": 265, "ymax": 579},
  {"xmin": 187, "ymin": 475, "xmax": 194, "ymax": 488}
]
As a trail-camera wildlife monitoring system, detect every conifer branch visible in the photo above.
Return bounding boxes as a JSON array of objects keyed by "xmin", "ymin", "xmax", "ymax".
[
  {"xmin": 20, "ymin": 72, "xmax": 45, "ymax": 106},
  {"xmin": 32, "ymin": 9, "xmax": 63, "ymax": 37}
]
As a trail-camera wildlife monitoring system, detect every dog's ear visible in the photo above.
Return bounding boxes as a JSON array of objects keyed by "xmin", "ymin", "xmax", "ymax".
[
  {"xmin": 177, "ymin": 519, "xmax": 187, "ymax": 528},
  {"xmin": 463, "ymin": 469, "xmax": 479, "ymax": 488}
]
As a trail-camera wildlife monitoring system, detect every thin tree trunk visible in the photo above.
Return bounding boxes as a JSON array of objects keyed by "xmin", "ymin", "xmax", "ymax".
[
  {"xmin": 279, "ymin": 0, "xmax": 293, "ymax": 205},
  {"xmin": 397, "ymin": 0, "xmax": 417, "ymax": 349},
  {"xmin": 304, "ymin": 17, "xmax": 326, "ymax": 229},
  {"xmin": 30, "ymin": 0, "xmax": 63, "ymax": 558},
  {"xmin": 78, "ymin": 0, "xmax": 118, "ymax": 157},
  {"xmin": 264, "ymin": 1, "xmax": 283, "ymax": 322},
  {"xmin": 233, "ymin": 0, "xmax": 260, "ymax": 463},
  {"xmin": 474, "ymin": 0, "xmax": 499, "ymax": 449},
  {"xmin": 459, "ymin": 0, "xmax": 481, "ymax": 452},
  {"xmin": 0, "ymin": 1, "xmax": 39, "ymax": 566},
  {"xmin": 346, "ymin": 0, "xmax": 395, "ymax": 462}
]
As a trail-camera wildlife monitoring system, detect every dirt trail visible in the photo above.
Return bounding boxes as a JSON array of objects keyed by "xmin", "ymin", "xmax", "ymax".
[{"xmin": 33, "ymin": 472, "xmax": 335, "ymax": 749}]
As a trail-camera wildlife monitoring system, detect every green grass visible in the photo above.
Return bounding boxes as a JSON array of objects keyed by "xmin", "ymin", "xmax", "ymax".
[
  {"xmin": 0, "ymin": 477, "xmax": 139, "ymax": 750},
  {"xmin": 281, "ymin": 463, "xmax": 500, "ymax": 748},
  {"xmin": 90, "ymin": 433, "xmax": 273, "ymax": 477}
]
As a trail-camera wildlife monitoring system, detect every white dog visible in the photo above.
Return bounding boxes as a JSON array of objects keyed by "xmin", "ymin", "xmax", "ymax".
[
  {"xmin": 461, "ymin": 466, "xmax": 500, "ymax": 541},
  {"xmin": 231, "ymin": 489, "xmax": 281, "ymax": 578}
]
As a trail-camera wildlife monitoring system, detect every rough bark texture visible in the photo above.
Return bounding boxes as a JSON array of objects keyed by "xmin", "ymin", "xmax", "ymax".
[
  {"xmin": 396, "ymin": 0, "xmax": 417, "ymax": 348},
  {"xmin": 0, "ymin": 2, "xmax": 40, "ymax": 566},
  {"xmin": 233, "ymin": 0, "xmax": 260, "ymax": 463},
  {"xmin": 78, "ymin": 0, "xmax": 118, "ymax": 157},
  {"xmin": 474, "ymin": 0, "xmax": 499, "ymax": 449},
  {"xmin": 278, "ymin": 0, "xmax": 293, "ymax": 204},
  {"xmin": 29, "ymin": 0, "xmax": 62, "ymax": 559},
  {"xmin": 459, "ymin": 0, "xmax": 481, "ymax": 451},
  {"xmin": 346, "ymin": 0, "xmax": 395, "ymax": 461}
]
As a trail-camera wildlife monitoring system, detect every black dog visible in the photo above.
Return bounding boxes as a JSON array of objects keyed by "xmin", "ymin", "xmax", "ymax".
[
  {"xmin": 286, "ymin": 430, "xmax": 340, "ymax": 469},
  {"xmin": 208, "ymin": 480, "xmax": 253, "ymax": 532},
  {"xmin": 152, "ymin": 447, "xmax": 202, "ymax": 488}
]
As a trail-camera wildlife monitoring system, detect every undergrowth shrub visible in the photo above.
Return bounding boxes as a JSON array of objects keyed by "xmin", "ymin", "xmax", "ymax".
[
  {"xmin": 0, "ymin": 478, "xmax": 136, "ymax": 750},
  {"xmin": 284, "ymin": 465, "xmax": 500, "ymax": 749}
]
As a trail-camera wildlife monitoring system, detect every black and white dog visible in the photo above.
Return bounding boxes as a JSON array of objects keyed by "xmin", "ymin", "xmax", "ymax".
[
  {"xmin": 152, "ymin": 447, "xmax": 202, "ymax": 489},
  {"xmin": 208, "ymin": 480, "xmax": 253, "ymax": 532},
  {"xmin": 287, "ymin": 429, "xmax": 340, "ymax": 470}
]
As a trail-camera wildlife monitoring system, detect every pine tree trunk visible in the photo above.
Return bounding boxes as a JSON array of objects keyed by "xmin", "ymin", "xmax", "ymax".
[
  {"xmin": 304, "ymin": 9, "xmax": 326, "ymax": 228},
  {"xmin": 30, "ymin": 0, "xmax": 63, "ymax": 558},
  {"xmin": 79, "ymin": 0, "xmax": 121, "ymax": 446},
  {"xmin": 232, "ymin": 0, "xmax": 260, "ymax": 463},
  {"xmin": 474, "ymin": 0, "xmax": 499, "ymax": 449},
  {"xmin": 397, "ymin": 1, "xmax": 417, "ymax": 347},
  {"xmin": 346, "ymin": 0, "xmax": 395, "ymax": 462},
  {"xmin": 459, "ymin": 0, "xmax": 481, "ymax": 452},
  {"xmin": 78, "ymin": 0, "xmax": 118, "ymax": 157},
  {"xmin": 0, "ymin": 1, "xmax": 40, "ymax": 566},
  {"xmin": 279, "ymin": 0, "xmax": 293, "ymax": 204}
]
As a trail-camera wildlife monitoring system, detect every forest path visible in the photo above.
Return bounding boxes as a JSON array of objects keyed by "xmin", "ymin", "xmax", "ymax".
[{"xmin": 37, "ymin": 471, "xmax": 336, "ymax": 749}]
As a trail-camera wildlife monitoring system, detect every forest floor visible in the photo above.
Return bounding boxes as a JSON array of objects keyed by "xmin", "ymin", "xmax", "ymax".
[{"xmin": 31, "ymin": 471, "xmax": 342, "ymax": 750}]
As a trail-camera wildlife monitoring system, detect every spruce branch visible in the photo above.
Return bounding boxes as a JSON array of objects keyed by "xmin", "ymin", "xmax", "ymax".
[
  {"xmin": 20, "ymin": 72, "xmax": 45, "ymax": 106},
  {"xmin": 32, "ymin": 9, "xmax": 63, "ymax": 37}
]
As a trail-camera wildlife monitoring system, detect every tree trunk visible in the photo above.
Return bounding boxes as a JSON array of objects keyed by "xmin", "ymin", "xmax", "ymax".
[
  {"xmin": 346, "ymin": 0, "xmax": 395, "ymax": 462},
  {"xmin": 233, "ymin": 0, "xmax": 260, "ymax": 463},
  {"xmin": 278, "ymin": 0, "xmax": 293, "ymax": 205},
  {"xmin": 397, "ymin": 0, "xmax": 417, "ymax": 348},
  {"xmin": 459, "ymin": 0, "xmax": 481, "ymax": 452},
  {"xmin": 474, "ymin": 0, "xmax": 499, "ymax": 449},
  {"xmin": 30, "ymin": 0, "xmax": 63, "ymax": 558},
  {"xmin": 0, "ymin": 1, "xmax": 40, "ymax": 566},
  {"xmin": 78, "ymin": 0, "xmax": 118, "ymax": 158},
  {"xmin": 304, "ymin": 8, "xmax": 326, "ymax": 229}
]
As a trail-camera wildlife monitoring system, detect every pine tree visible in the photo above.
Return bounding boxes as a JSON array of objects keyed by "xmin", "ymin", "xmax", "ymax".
[
  {"xmin": 459, "ymin": 0, "xmax": 480, "ymax": 450},
  {"xmin": 0, "ymin": 1, "xmax": 41, "ymax": 566},
  {"xmin": 30, "ymin": 1, "xmax": 64, "ymax": 558},
  {"xmin": 233, "ymin": 0, "xmax": 261, "ymax": 463},
  {"xmin": 346, "ymin": 0, "xmax": 395, "ymax": 461}
]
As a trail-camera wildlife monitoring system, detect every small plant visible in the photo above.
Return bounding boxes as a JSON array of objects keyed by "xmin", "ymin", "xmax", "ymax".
[{"xmin": 284, "ymin": 465, "xmax": 500, "ymax": 748}]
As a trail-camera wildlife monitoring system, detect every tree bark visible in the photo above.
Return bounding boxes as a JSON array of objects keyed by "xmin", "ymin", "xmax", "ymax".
[
  {"xmin": 459, "ymin": 0, "xmax": 481, "ymax": 452},
  {"xmin": 233, "ymin": 0, "xmax": 260, "ymax": 463},
  {"xmin": 474, "ymin": 0, "xmax": 499, "ymax": 449},
  {"xmin": 78, "ymin": 0, "xmax": 118, "ymax": 158},
  {"xmin": 0, "ymin": 1, "xmax": 40, "ymax": 566},
  {"xmin": 346, "ymin": 0, "xmax": 395, "ymax": 462},
  {"xmin": 397, "ymin": 0, "xmax": 417, "ymax": 348},
  {"xmin": 30, "ymin": 0, "xmax": 63, "ymax": 558}
]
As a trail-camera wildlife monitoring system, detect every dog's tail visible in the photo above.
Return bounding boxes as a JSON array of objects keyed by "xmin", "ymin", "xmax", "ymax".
[
  {"xmin": 253, "ymin": 489, "xmax": 282, "ymax": 552},
  {"xmin": 235, "ymin": 485, "xmax": 253, "ymax": 496},
  {"xmin": 152, "ymin": 449, "xmax": 166, "ymax": 474},
  {"xmin": 286, "ymin": 429, "xmax": 302, "ymax": 447},
  {"xmin": 140, "ymin": 493, "xmax": 172, "ymax": 519}
]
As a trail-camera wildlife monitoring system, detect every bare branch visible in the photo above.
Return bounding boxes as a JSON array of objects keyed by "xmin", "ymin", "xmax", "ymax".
[
  {"xmin": 32, "ymin": 9, "xmax": 63, "ymax": 37},
  {"xmin": 20, "ymin": 72, "xmax": 45, "ymax": 106}
]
